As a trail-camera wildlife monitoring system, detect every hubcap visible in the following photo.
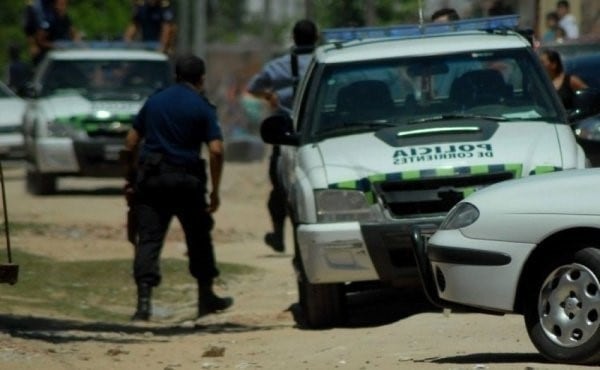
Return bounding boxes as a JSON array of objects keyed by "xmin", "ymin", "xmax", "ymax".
[{"xmin": 538, "ymin": 263, "xmax": 600, "ymax": 347}]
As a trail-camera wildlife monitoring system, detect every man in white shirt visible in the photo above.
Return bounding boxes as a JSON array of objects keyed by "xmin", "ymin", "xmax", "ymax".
[{"xmin": 556, "ymin": 0, "xmax": 579, "ymax": 39}]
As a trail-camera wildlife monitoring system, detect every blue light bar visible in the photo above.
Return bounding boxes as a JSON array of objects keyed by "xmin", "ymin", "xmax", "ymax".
[{"xmin": 322, "ymin": 15, "xmax": 520, "ymax": 43}]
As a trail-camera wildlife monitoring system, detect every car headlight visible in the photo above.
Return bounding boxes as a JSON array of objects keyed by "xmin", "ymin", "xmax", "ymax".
[
  {"xmin": 315, "ymin": 189, "xmax": 380, "ymax": 223},
  {"xmin": 439, "ymin": 202, "xmax": 479, "ymax": 230},
  {"xmin": 574, "ymin": 118, "xmax": 600, "ymax": 141}
]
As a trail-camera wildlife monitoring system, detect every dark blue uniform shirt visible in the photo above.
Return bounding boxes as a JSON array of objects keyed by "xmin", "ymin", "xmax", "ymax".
[
  {"xmin": 134, "ymin": 83, "xmax": 223, "ymax": 166},
  {"xmin": 133, "ymin": 1, "xmax": 175, "ymax": 41}
]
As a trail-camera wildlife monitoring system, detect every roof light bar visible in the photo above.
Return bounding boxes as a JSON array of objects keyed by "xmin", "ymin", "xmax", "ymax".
[{"xmin": 322, "ymin": 15, "xmax": 520, "ymax": 43}]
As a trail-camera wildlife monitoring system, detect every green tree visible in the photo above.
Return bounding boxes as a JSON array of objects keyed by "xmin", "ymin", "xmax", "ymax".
[{"xmin": 311, "ymin": 0, "xmax": 420, "ymax": 28}]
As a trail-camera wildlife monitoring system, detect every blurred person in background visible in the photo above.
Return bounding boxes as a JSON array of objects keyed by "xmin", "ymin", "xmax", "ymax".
[
  {"xmin": 247, "ymin": 19, "xmax": 318, "ymax": 253},
  {"xmin": 6, "ymin": 44, "xmax": 31, "ymax": 95},
  {"xmin": 540, "ymin": 49, "xmax": 587, "ymax": 110},
  {"xmin": 23, "ymin": 0, "xmax": 53, "ymax": 64},
  {"xmin": 556, "ymin": 0, "xmax": 579, "ymax": 39},
  {"xmin": 124, "ymin": 0, "xmax": 176, "ymax": 53},
  {"xmin": 34, "ymin": 0, "xmax": 80, "ymax": 64},
  {"xmin": 542, "ymin": 12, "xmax": 561, "ymax": 43}
]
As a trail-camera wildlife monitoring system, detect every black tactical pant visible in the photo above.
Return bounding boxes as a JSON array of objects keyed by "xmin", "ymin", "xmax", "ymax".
[
  {"xmin": 133, "ymin": 158, "xmax": 219, "ymax": 287},
  {"xmin": 268, "ymin": 146, "xmax": 287, "ymax": 228}
]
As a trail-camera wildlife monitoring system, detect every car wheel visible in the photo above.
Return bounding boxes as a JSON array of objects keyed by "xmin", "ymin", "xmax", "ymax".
[
  {"xmin": 293, "ymin": 224, "xmax": 346, "ymax": 329},
  {"xmin": 524, "ymin": 247, "xmax": 600, "ymax": 364},
  {"xmin": 297, "ymin": 278, "xmax": 346, "ymax": 329},
  {"xmin": 26, "ymin": 170, "xmax": 57, "ymax": 195}
]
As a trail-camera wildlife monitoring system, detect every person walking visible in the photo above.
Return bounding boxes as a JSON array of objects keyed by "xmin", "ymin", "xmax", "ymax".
[
  {"xmin": 247, "ymin": 19, "xmax": 318, "ymax": 253},
  {"xmin": 124, "ymin": 0, "xmax": 176, "ymax": 53},
  {"xmin": 123, "ymin": 54, "xmax": 233, "ymax": 321}
]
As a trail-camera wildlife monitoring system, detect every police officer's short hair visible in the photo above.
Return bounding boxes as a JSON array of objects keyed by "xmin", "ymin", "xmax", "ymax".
[
  {"xmin": 175, "ymin": 54, "xmax": 205, "ymax": 84},
  {"xmin": 293, "ymin": 19, "xmax": 318, "ymax": 47},
  {"xmin": 431, "ymin": 8, "xmax": 460, "ymax": 22}
]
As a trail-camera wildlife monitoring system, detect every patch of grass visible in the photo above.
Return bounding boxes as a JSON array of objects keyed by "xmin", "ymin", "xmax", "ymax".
[{"xmin": 0, "ymin": 249, "xmax": 256, "ymax": 322}]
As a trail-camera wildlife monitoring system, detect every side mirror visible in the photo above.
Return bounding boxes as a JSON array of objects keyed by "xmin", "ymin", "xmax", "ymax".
[
  {"xmin": 260, "ymin": 114, "xmax": 299, "ymax": 146},
  {"xmin": 569, "ymin": 88, "xmax": 600, "ymax": 122}
]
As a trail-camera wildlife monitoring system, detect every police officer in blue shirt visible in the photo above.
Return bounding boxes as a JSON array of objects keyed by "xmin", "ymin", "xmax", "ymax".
[
  {"xmin": 123, "ymin": 54, "xmax": 233, "ymax": 321},
  {"xmin": 247, "ymin": 19, "xmax": 318, "ymax": 253},
  {"xmin": 124, "ymin": 0, "xmax": 176, "ymax": 53}
]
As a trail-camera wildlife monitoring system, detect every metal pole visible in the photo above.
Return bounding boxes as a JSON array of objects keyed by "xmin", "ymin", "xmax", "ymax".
[
  {"xmin": 305, "ymin": 0, "xmax": 315, "ymax": 19},
  {"xmin": 0, "ymin": 162, "xmax": 12, "ymax": 264},
  {"xmin": 192, "ymin": 0, "xmax": 207, "ymax": 58},
  {"xmin": 177, "ymin": 0, "xmax": 191, "ymax": 53},
  {"xmin": 365, "ymin": 0, "xmax": 377, "ymax": 26}
]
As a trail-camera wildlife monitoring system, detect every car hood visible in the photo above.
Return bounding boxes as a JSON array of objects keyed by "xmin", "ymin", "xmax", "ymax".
[
  {"xmin": 466, "ymin": 168, "xmax": 600, "ymax": 215},
  {"xmin": 315, "ymin": 121, "xmax": 564, "ymax": 187},
  {"xmin": 40, "ymin": 94, "xmax": 143, "ymax": 121},
  {"xmin": 0, "ymin": 98, "xmax": 26, "ymax": 125}
]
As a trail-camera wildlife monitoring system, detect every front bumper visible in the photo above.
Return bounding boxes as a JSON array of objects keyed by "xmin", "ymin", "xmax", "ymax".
[
  {"xmin": 411, "ymin": 226, "xmax": 535, "ymax": 313},
  {"xmin": 296, "ymin": 216, "xmax": 444, "ymax": 284},
  {"xmin": 0, "ymin": 133, "xmax": 24, "ymax": 158},
  {"xmin": 35, "ymin": 137, "xmax": 125, "ymax": 177}
]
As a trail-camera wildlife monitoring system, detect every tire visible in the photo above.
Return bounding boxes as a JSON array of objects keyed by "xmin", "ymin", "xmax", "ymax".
[
  {"xmin": 293, "ymin": 224, "xmax": 346, "ymax": 329},
  {"xmin": 524, "ymin": 247, "xmax": 600, "ymax": 364},
  {"xmin": 26, "ymin": 170, "xmax": 57, "ymax": 195},
  {"xmin": 297, "ymin": 278, "xmax": 346, "ymax": 329}
]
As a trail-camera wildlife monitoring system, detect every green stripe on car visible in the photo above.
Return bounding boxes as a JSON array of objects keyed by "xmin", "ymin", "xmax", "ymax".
[{"xmin": 327, "ymin": 163, "xmax": 530, "ymax": 204}]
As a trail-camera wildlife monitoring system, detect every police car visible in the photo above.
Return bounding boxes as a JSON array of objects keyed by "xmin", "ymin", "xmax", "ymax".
[
  {"xmin": 414, "ymin": 168, "xmax": 600, "ymax": 364},
  {"xmin": 22, "ymin": 44, "xmax": 172, "ymax": 194},
  {"xmin": 260, "ymin": 16, "xmax": 590, "ymax": 328}
]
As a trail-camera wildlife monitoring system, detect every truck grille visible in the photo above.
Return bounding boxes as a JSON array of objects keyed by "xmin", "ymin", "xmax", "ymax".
[{"xmin": 373, "ymin": 171, "xmax": 514, "ymax": 218}]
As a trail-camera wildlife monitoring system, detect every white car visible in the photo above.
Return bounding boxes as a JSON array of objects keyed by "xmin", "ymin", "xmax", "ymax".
[
  {"xmin": 261, "ymin": 16, "xmax": 589, "ymax": 328},
  {"xmin": 22, "ymin": 46, "xmax": 172, "ymax": 194},
  {"xmin": 414, "ymin": 168, "xmax": 600, "ymax": 364},
  {"xmin": 0, "ymin": 82, "xmax": 26, "ymax": 158}
]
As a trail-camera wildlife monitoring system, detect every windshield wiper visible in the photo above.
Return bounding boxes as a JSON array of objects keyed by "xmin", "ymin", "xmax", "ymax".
[{"xmin": 407, "ymin": 114, "xmax": 508, "ymax": 125}]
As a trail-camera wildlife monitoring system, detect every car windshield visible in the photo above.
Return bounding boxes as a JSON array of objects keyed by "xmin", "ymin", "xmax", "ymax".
[
  {"xmin": 305, "ymin": 48, "xmax": 563, "ymax": 140},
  {"xmin": 0, "ymin": 83, "xmax": 15, "ymax": 98},
  {"xmin": 39, "ymin": 59, "xmax": 171, "ymax": 99}
]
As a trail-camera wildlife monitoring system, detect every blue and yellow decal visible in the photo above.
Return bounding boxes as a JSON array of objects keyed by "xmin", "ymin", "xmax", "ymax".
[{"xmin": 329, "ymin": 164, "xmax": 561, "ymax": 204}]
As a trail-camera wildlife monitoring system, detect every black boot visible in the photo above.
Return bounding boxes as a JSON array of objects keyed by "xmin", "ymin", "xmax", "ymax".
[
  {"xmin": 131, "ymin": 283, "xmax": 152, "ymax": 321},
  {"xmin": 264, "ymin": 220, "xmax": 285, "ymax": 252},
  {"xmin": 197, "ymin": 282, "xmax": 234, "ymax": 318}
]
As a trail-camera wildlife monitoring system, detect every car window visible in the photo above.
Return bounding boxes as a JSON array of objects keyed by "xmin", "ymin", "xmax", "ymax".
[
  {"xmin": 39, "ymin": 59, "xmax": 171, "ymax": 98},
  {"xmin": 565, "ymin": 56, "xmax": 600, "ymax": 89},
  {"xmin": 305, "ymin": 48, "xmax": 563, "ymax": 140}
]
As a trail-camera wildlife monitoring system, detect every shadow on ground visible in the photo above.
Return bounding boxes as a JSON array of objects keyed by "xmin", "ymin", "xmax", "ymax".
[
  {"xmin": 429, "ymin": 352, "xmax": 549, "ymax": 364},
  {"xmin": 291, "ymin": 285, "xmax": 440, "ymax": 330},
  {"xmin": 0, "ymin": 313, "xmax": 282, "ymax": 344}
]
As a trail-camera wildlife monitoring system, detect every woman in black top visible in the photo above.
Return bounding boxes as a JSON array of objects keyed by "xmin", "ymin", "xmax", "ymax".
[{"xmin": 540, "ymin": 49, "xmax": 587, "ymax": 110}]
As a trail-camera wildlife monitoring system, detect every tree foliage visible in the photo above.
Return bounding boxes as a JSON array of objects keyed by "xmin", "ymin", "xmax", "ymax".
[
  {"xmin": 0, "ymin": 0, "xmax": 131, "ymax": 75},
  {"xmin": 312, "ymin": 0, "xmax": 421, "ymax": 28}
]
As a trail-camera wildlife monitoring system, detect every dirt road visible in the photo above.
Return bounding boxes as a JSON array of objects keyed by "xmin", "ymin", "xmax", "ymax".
[{"xmin": 0, "ymin": 159, "xmax": 593, "ymax": 370}]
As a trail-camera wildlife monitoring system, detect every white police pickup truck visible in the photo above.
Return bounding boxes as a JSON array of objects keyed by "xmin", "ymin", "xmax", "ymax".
[
  {"xmin": 22, "ymin": 45, "xmax": 171, "ymax": 194},
  {"xmin": 261, "ymin": 16, "xmax": 590, "ymax": 328}
]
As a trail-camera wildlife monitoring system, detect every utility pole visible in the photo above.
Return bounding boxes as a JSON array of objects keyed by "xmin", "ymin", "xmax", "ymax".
[
  {"xmin": 365, "ymin": 0, "xmax": 377, "ymax": 26},
  {"xmin": 262, "ymin": 0, "xmax": 272, "ymax": 58},
  {"xmin": 192, "ymin": 0, "xmax": 207, "ymax": 58},
  {"xmin": 177, "ymin": 0, "xmax": 191, "ymax": 53},
  {"xmin": 305, "ymin": 0, "xmax": 315, "ymax": 19}
]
